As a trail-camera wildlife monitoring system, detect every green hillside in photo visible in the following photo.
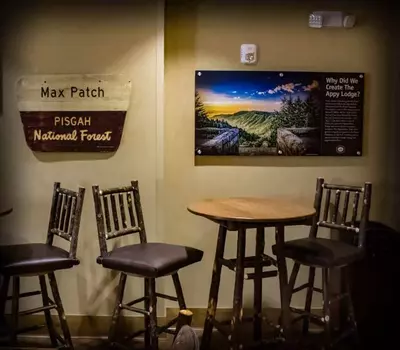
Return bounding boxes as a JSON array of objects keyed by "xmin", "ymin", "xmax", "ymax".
[{"xmin": 210, "ymin": 111, "xmax": 273, "ymax": 137}]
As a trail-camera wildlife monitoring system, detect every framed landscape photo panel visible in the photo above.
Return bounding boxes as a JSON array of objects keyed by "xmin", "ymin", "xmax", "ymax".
[{"xmin": 194, "ymin": 70, "xmax": 364, "ymax": 156}]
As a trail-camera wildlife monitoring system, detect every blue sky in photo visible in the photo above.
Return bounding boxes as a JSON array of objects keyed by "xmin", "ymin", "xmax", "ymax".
[{"xmin": 195, "ymin": 70, "xmax": 320, "ymax": 116}]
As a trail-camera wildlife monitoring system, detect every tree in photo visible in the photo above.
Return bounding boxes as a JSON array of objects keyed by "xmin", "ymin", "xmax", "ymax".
[
  {"xmin": 195, "ymin": 90, "xmax": 210, "ymax": 128},
  {"xmin": 267, "ymin": 94, "xmax": 310, "ymax": 145},
  {"xmin": 195, "ymin": 91, "xmax": 233, "ymax": 130},
  {"xmin": 308, "ymin": 88, "xmax": 322, "ymax": 127}
]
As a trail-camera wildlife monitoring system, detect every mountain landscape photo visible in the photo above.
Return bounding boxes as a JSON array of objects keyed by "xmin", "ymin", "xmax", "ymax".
[{"xmin": 194, "ymin": 70, "xmax": 323, "ymax": 156}]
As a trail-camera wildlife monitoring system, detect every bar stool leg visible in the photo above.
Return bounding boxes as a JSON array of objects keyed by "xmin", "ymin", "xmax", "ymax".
[
  {"xmin": 48, "ymin": 272, "xmax": 74, "ymax": 350},
  {"xmin": 200, "ymin": 225, "xmax": 227, "ymax": 350},
  {"xmin": 10, "ymin": 276, "xmax": 20, "ymax": 345},
  {"xmin": 108, "ymin": 273, "xmax": 127, "ymax": 347},
  {"xmin": 253, "ymin": 227, "xmax": 264, "ymax": 343},
  {"xmin": 275, "ymin": 225, "xmax": 291, "ymax": 338},
  {"xmin": 172, "ymin": 273, "xmax": 187, "ymax": 310},
  {"xmin": 0, "ymin": 275, "xmax": 10, "ymax": 326},
  {"xmin": 288, "ymin": 263, "xmax": 300, "ymax": 306},
  {"xmin": 344, "ymin": 267, "xmax": 359, "ymax": 345},
  {"xmin": 39, "ymin": 275, "xmax": 58, "ymax": 347},
  {"xmin": 148, "ymin": 278, "xmax": 158, "ymax": 350},
  {"xmin": 172, "ymin": 273, "xmax": 190, "ymax": 343},
  {"xmin": 322, "ymin": 268, "xmax": 332, "ymax": 349},
  {"xmin": 230, "ymin": 228, "xmax": 246, "ymax": 350},
  {"xmin": 144, "ymin": 278, "xmax": 151, "ymax": 349},
  {"xmin": 303, "ymin": 267, "xmax": 316, "ymax": 335}
]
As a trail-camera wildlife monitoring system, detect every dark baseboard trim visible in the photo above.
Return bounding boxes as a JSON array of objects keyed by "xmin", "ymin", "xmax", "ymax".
[{"xmin": 6, "ymin": 307, "xmax": 323, "ymax": 338}]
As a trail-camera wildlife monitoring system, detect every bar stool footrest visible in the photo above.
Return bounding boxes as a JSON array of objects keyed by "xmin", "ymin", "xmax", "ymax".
[
  {"xmin": 290, "ymin": 307, "xmax": 324, "ymax": 326},
  {"xmin": 292, "ymin": 283, "xmax": 309, "ymax": 294},
  {"xmin": 156, "ymin": 315, "xmax": 179, "ymax": 335},
  {"xmin": 120, "ymin": 303, "xmax": 149, "ymax": 316},
  {"xmin": 221, "ymin": 254, "xmax": 276, "ymax": 272},
  {"xmin": 6, "ymin": 291, "xmax": 41, "ymax": 300},
  {"xmin": 124, "ymin": 329, "xmax": 146, "ymax": 341},
  {"xmin": 19, "ymin": 303, "xmax": 56, "ymax": 316},
  {"xmin": 125, "ymin": 296, "xmax": 147, "ymax": 306},
  {"xmin": 155, "ymin": 293, "xmax": 178, "ymax": 302},
  {"xmin": 233, "ymin": 254, "xmax": 275, "ymax": 268},
  {"xmin": 292, "ymin": 284, "xmax": 322, "ymax": 294},
  {"xmin": 331, "ymin": 326, "xmax": 356, "ymax": 346},
  {"xmin": 245, "ymin": 270, "xmax": 278, "ymax": 280},
  {"xmin": 291, "ymin": 314, "xmax": 307, "ymax": 324},
  {"xmin": 211, "ymin": 315, "xmax": 259, "ymax": 340},
  {"xmin": 16, "ymin": 324, "xmax": 47, "ymax": 335}
]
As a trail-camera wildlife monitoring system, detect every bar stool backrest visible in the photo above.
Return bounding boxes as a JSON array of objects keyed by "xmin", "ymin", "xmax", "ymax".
[
  {"xmin": 46, "ymin": 182, "xmax": 86, "ymax": 259},
  {"xmin": 310, "ymin": 177, "xmax": 372, "ymax": 248},
  {"xmin": 92, "ymin": 180, "xmax": 147, "ymax": 257}
]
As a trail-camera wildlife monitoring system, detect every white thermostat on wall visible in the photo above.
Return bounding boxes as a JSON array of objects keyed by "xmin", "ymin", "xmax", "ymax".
[{"xmin": 240, "ymin": 44, "xmax": 258, "ymax": 65}]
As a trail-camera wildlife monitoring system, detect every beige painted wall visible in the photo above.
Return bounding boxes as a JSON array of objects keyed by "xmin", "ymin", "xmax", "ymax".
[
  {"xmin": 0, "ymin": 0, "xmax": 397, "ymax": 319},
  {"xmin": 164, "ymin": 0, "xmax": 393, "ymax": 309},
  {"xmin": 1, "ymin": 0, "xmax": 164, "ymax": 316}
]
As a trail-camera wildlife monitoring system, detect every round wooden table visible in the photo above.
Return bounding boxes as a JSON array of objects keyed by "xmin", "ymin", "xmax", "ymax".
[{"xmin": 188, "ymin": 197, "xmax": 315, "ymax": 350}]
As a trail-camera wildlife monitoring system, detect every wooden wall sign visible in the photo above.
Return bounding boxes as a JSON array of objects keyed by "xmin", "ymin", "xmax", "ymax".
[{"xmin": 17, "ymin": 74, "xmax": 132, "ymax": 152}]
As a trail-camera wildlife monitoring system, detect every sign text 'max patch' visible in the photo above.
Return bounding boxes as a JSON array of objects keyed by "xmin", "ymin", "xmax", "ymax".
[{"xmin": 17, "ymin": 74, "xmax": 132, "ymax": 152}]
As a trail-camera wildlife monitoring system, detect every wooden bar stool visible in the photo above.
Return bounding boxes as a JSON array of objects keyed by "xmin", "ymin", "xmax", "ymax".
[
  {"xmin": 273, "ymin": 178, "xmax": 372, "ymax": 349},
  {"xmin": 0, "ymin": 182, "xmax": 85, "ymax": 350},
  {"xmin": 92, "ymin": 180, "xmax": 203, "ymax": 350}
]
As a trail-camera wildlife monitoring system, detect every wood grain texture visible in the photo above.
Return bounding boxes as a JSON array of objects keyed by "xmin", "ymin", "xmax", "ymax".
[
  {"xmin": 17, "ymin": 74, "xmax": 131, "ymax": 112},
  {"xmin": 17, "ymin": 74, "xmax": 131, "ymax": 152},
  {"xmin": 20, "ymin": 111, "xmax": 126, "ymax": 152},
  {"xmin": 188, "ymin": 197, "xmax": 315, "ymax": 223}
]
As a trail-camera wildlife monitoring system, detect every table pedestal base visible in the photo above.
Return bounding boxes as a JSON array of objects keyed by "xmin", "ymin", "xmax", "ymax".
[{"xmin": 200, "ymin": 224, "xmax": 289, "ymax": 350}]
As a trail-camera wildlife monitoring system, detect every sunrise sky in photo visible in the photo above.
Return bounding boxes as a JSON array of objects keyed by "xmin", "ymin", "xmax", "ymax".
[{"xmin": 196, "ymin": 70, "xmax": 319, "ymax": 117}]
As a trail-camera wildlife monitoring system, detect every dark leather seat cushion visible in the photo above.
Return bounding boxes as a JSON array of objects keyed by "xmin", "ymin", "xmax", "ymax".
[
  {"xmin": 98, "ymin": 243, "xmax": 204, "ymax": 278},
  {"xmin": 0, "ymin": 243, "xmax": 78, "ymax": 275},
  {"xmin": 273, "ymin": 238, "xmax": 364, "ymax": 267}
]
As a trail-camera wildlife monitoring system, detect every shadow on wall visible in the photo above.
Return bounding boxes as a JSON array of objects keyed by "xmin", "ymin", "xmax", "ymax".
[
  {"xmin": 382, "ymin": 5, "xmax": 400, "ymax": 230},
  {"xmin": 32, "ymin": 152, "xmax": 116, "ymax": 163},
  {"xmin": 195, "ymin": 155, "xmax": 367, "ymax": 167}
]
